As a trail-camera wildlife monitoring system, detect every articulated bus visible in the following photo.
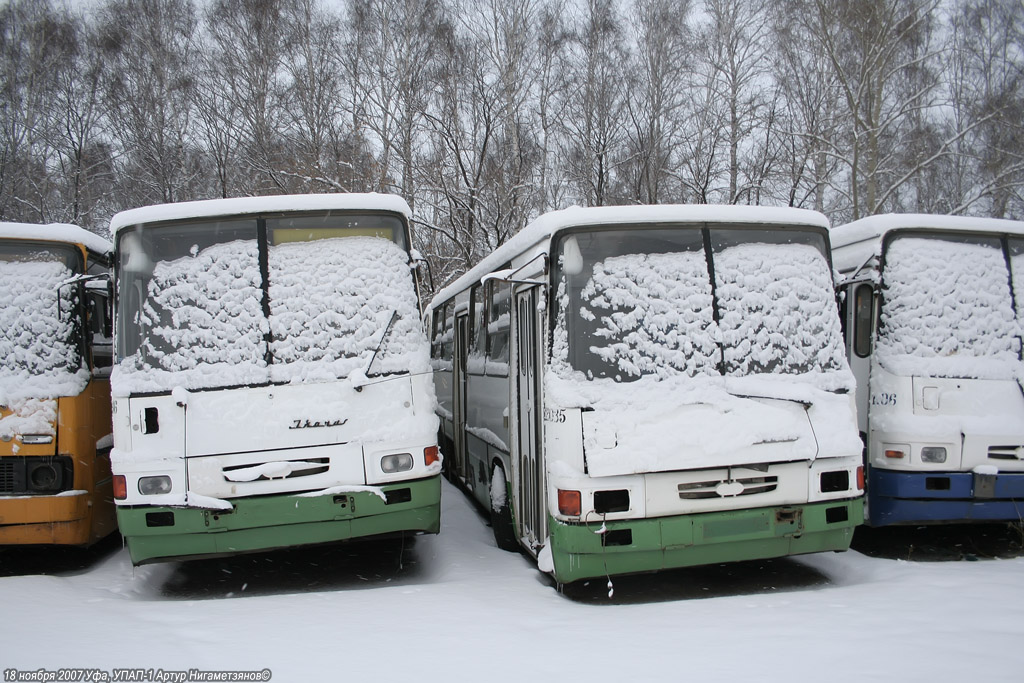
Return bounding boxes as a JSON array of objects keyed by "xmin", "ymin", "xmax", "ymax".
[
  {"xmin": 109, "ymin": 194, "xmax": 440, "ymax": 565},
  {"xmin": 1, "ymin": 222, "xmax": 116, "ymax": 546},
  {"xmin": 832, "ymin": 214, "xmax": 1024, "ymax": 526},
  {"xmin": 429, "ymin": 205, "xmax": 864, "ymax": 584}
]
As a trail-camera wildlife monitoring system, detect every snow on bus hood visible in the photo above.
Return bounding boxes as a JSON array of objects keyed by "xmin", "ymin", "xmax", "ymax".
[{"xmin": 545, "ymin": 372, "xmax": 860, "ymax": 477}]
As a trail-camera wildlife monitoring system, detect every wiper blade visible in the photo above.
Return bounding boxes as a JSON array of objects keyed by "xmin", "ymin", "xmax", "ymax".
[{"xmin": 366, "ymin": 310, "xmax": 399, "ymax": 378}]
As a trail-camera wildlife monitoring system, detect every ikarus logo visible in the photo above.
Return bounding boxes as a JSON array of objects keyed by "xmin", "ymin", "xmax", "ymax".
[{"xmin": 288, "ymin": 418, "xmax": 348, "ymax": 430}]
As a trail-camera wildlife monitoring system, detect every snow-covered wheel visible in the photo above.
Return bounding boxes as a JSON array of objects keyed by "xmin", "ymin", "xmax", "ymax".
[{"xmin": 489, "ymin": 463, "xmax": 519, "ymax": 552}]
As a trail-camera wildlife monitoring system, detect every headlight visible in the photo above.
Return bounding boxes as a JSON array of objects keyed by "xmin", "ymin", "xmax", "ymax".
[
  {"xmin": 28, "ymin": 463, "xmax": 61, "ymax": 491},
  {"xmin": 20, "ymin": 434, "xmax": 53, "ymax": 445},
  {"xmin": 138, "ymin": 475, "xmax": 172, "ymax": 495},
  {"xmin": 921, "ymin": 447, "xmax": 947, "ymax": 464},
  {"xmin": 380, "ymin": 453, "xmax": 414, "ymax": 473}
]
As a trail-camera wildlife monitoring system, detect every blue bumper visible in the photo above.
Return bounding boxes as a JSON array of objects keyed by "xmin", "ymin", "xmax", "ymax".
[{"xmin": 867, "ymin": 467, "xmax": 1024, "ymax": 526}]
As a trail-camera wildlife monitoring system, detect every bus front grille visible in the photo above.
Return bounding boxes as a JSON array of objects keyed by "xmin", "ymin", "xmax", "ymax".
[
  {"xmin": 988, "ymin": 446, "xmax": 1023, "ymax": 460},
  {"xmin": 221, "ymin": 457, "xmax": 331, "ymax": 482},
  {"xmin": 677, "ymin": 475, "xmax": 778, "ymax": 500},
  {"xmin": 0, "ymin": 462, "xmax": 13, "ymax": 493}
]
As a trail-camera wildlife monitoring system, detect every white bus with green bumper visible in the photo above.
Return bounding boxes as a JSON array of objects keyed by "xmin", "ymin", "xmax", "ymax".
[
  {"xmin": 110, "ymin": 194, "xmax": 440, "ymax": 565},
  {"xmin": 429, "ymin": 205, "xmax": 864, "ymax": 585}
]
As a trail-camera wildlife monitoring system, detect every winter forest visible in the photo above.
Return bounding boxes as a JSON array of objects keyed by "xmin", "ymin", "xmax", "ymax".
[{"xmin": 1, "ymin": 0, "xmax": 1022, "ymax": 292}]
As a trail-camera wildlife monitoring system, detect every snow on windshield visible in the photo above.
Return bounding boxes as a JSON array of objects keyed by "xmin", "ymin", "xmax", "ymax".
[
  {"xmin": 113, "ymin": 240, "xmax": 269, "ymax": 394},
  {"xmin": 0, "ymin": 260, "xmax": 89, "ymax": 404},
  {"xmin": 267, "ymin": 237, "xmax": 428, "ymax": 383},
  {"xmin": 715, "ymin": 243, "xmax": 847, "ymax": 377},
  {"xmin": 577, "ymin": 251, "xmax": 719, "ymax": 379},
  {"xmin": 878, "ymin": 236, "xmax": 1022, "ymax": 379},
  {"xmin": 112, "ymin": 236, "xmax": 426, "ymax": 395},
  {"xmin": 548, "ymin": 236, "xmax": 858, "ymax": 475},
  {"xmin": 557, "ymin": 241, "xmax": 848, "ymax": 386}
]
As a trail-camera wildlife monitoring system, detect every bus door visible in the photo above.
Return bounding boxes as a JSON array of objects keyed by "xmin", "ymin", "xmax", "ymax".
[
  {"xmin": 514, "ymin": 286, "xmax": 544, "ymax": 549},
  {"xmin": 452, "ymin": 312, "xmax": 470, "ymax": 483}
]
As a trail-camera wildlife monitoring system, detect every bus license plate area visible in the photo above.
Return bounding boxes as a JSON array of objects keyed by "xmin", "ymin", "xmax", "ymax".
[{"xmin": 974, "ymin": 471, "xmax": 997, "ymax": 498}]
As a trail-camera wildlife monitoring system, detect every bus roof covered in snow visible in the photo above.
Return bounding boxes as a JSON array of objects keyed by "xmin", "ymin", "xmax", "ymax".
[
  {"xmin": 431, "ymin": 204, "xmax": 829, "ymax": 309},
  {"xmin": 0, "ymin": 221, "xmax": 111, "ymax": 255},
  {"xmin": 831, "ymin": 213, "xmax": 1024, "ymax": 276},
  {"xmin": 109, "ymin": 193, "xmax": 412, "ymax": 235}
]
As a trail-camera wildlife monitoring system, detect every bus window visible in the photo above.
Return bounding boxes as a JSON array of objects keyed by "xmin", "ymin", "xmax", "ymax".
[
  {"xmin": 87, "ymin": 285, "xmax": 113, "ymax": 371},
  {"xmin": 469, "ymin": 285, "xmax": 486, "ymax": 371},
  {"xmin": 854, "ymin": 284, "xmax": 873, "ymax": 358},
  {"xmin": 487, "ymin": 280, "xmax": 510, "ymax": 367}
]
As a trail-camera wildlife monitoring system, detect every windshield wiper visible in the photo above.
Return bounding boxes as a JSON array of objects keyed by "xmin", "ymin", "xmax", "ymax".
[{"xmin": 366, "ymin": 310, "xmax": 400, "ymax": 378}]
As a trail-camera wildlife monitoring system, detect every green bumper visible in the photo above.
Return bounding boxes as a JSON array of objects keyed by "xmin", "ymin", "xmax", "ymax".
[
  {"xmin": 549, "ymin": 498, "xmax": 863, "ymax": 584},
  {"xmin": 117, "ymin": 476, "xmax": 441, "ymax": 565}
]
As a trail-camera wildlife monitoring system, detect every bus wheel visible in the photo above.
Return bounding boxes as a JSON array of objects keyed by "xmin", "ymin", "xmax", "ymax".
[{"xmin": 490, "ymin": 464, "xmax": 519, "ymax": 552}]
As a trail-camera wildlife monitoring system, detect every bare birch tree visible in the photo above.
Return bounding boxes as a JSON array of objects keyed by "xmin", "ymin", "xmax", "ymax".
[
  {"xmin": 559, "ymin": 0, "xmax": 628, "ymax": 206},
  {"xmin": 622, "ymin": 0, "xmax": 691, "ymax": 204}
]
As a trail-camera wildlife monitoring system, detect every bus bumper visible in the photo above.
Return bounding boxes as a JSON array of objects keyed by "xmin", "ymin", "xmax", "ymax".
[
  {"xmin": 867, "ymin": 467, "xmax": 1024, "ymax": 526},
  {"xmin": 0, "ymin": 492, "xmax": 92, "ymax": 545},
  {"xmin": 547, "ymin": 498, "xmax": 863, "ymax": 584},
  {"xmin": 116, "ymin": 476, "xmax": 441, "ymax": 565}
]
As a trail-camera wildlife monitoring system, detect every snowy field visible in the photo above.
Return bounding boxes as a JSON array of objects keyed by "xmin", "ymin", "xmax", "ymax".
[{"xmin": 2, "ymin": 479, "xmax": 1022, "ymax": 682}]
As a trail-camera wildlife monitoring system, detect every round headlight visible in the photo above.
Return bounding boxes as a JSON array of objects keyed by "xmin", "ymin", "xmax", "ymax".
[{"xmin": 29, "ymin": 464, "xmax": 59, "ymax": 491}]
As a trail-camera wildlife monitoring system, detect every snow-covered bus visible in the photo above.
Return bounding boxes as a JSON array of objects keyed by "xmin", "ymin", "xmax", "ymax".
[
  {"xmin": 109, "ymin": 194, "xmax": 440, "ymax": 565},
  {"xmin": 832, "ymin": 214, "xmax": 1024, "ymax": 526},
  {"xmin": 1, "ymin": 222, "xmax": 116, "ymax": 546},
  {"xmin": 429, "ymin": 205, "xmax": 864, "ymax": 584}
]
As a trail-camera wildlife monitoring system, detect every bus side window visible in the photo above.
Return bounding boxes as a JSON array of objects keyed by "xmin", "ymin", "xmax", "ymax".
[
  {"xmin": 470, "ymin": 284, "xmax": 486, "ymax": 362},
  {"xmin": 430, "ymin": 310, "xmax": 442, "ymax": 359},
  {"xmin": 854, "ymin": 283, "xmax": 873, "ymax": 358},
  {"xmin": 431, "ymin": 301, "xmax": 453, "ymax": 361},
  {"xmin": 487, "ymin": 280, "xmax": 510, "ymax": 368},
  {"xmin": 87, "ymin": 288, "xmax": 113, "ymax": 371},
  {"xmin": 837, "ymin": 288, "xmax": 848, "ymax": 342},
  {"xmin": 441, "ymin": 300, "xmax": 455, "ymax": 363}
]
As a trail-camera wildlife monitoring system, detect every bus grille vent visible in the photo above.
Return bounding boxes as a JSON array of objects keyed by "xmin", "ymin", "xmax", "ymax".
[
  {"xmin": 222, "ymin": 457, "xmax": 330, "ymax": 482},
  {"xmin": 0, "ymin": 462, "xmax": 13, "ymax": 493},
  {"xmin": 988, "ymin": 446, "xmax": 1022, "ymax": 461},
  {"xmin": 678, "ymin": 475, "xmax": 778, "ymax": 499}
]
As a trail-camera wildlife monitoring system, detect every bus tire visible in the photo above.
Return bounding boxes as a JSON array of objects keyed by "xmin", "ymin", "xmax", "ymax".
[{"xmin": 490, "ymin": 464, "xmax": 519, "ymax": 552}]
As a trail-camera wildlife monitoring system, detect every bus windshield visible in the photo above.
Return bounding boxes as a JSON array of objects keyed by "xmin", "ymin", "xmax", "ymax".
[
  {"xmin": 552, "ymin": 225, "xmax": 847, "ymax": 384},
  {"xmin": 115, "ymin": 212, "xmax": 424, "ymax": 393},
  {"xmin": 878, "ymin": 233, "xmax": 1022, "ymax": 379},
  {"xmin": 0, "ymin": 241, "xmax": 85, "ymax": 401}
]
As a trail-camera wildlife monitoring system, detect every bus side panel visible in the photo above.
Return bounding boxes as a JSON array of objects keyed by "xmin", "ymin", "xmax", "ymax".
[{"xmin": 463, "ymin": 371, "xmax": 511, "ymax": 510}]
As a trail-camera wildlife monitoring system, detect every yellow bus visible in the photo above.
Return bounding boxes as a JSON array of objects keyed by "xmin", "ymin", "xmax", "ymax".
[{"xmin": 0, "ymin": 222, "xmax": 116, "ymax": 546}]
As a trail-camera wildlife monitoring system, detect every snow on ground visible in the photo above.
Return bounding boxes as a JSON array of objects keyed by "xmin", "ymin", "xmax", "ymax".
[{"xmin": 1, "ymin": 480, "xmax": 1022, "ymax": 682}]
